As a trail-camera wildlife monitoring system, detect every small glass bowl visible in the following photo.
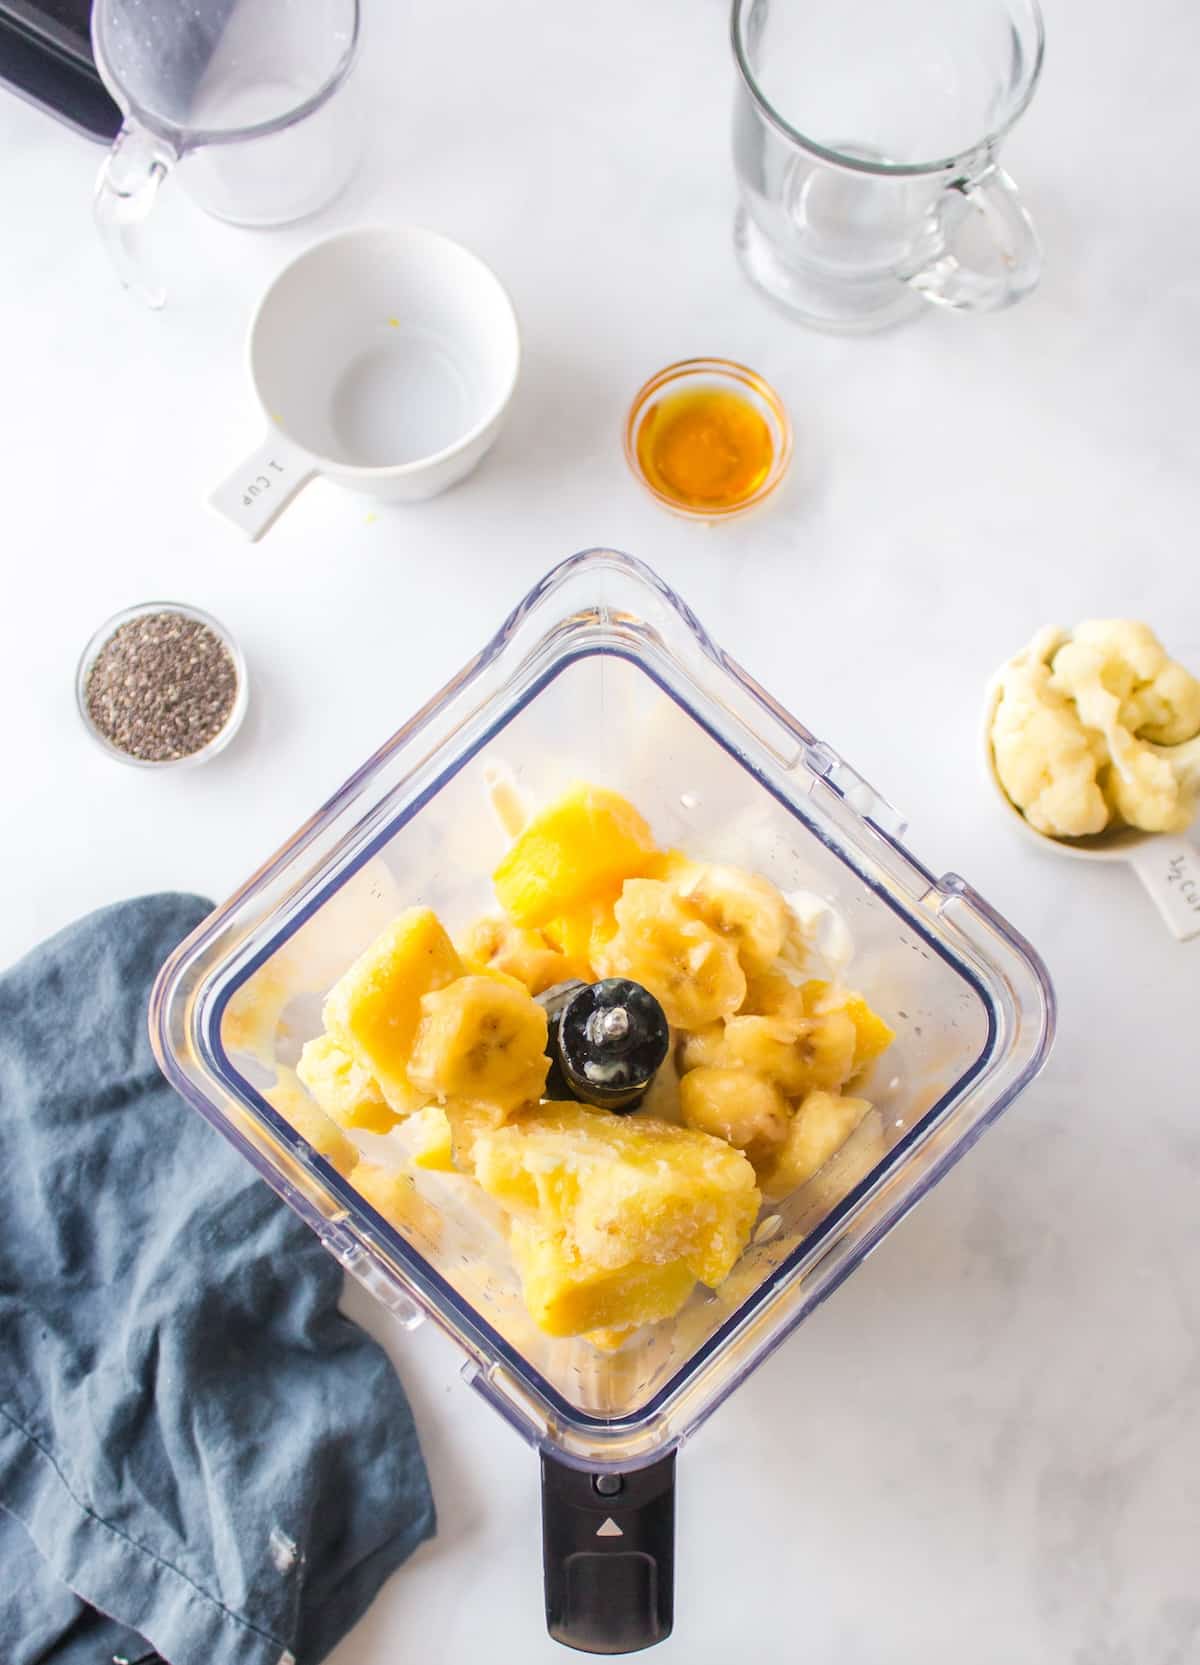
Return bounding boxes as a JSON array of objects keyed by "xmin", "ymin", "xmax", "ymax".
[
  {"xmin": 623, "ymin": 357, "xmax": 793, "ymax": 519},
  {"xmin": 76, "ymin": 601, "xmax": 249, "ymax": 769}
]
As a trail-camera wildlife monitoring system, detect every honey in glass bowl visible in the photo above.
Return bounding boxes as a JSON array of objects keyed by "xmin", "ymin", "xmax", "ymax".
[{"xmin": 625, "ymin": 358, "xmax": 791, "ymax": 519}]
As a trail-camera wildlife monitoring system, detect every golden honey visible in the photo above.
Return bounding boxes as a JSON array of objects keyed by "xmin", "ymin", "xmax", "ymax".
[{"xmin": 635, "ymin": 385, "xmax": 775, "ymax": 512}]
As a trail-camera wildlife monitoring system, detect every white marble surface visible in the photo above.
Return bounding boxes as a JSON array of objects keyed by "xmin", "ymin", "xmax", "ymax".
[{"xmin": 2, "ymin": 0, "xmax": 1198, "ymax": 1659}]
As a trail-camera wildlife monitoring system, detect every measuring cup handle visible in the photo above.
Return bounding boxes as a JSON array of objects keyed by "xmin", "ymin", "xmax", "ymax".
[
  {"xmin": 209, "ymin": 433, "xmax": 318, "ymax": 541},
  {"xmin": 94, "ymin": 121, "xmax": 176, "ymax": 309},
  {"xmin": 1129, "ymin": 838, "xmax": 1200, "ymax": 941},
  {"xmin": 903, "ymin": 165, "xmax": 1041, "ymax": 314}
]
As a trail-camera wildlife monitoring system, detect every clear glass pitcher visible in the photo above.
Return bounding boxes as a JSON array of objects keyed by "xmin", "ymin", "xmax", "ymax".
[
  {"xmin": 731, "ymin": 0, "xmax": 1045, "ymax": 331},
  {"xmin": 92, "ymin": 0, "xmax": 361, "ymax": 308}
]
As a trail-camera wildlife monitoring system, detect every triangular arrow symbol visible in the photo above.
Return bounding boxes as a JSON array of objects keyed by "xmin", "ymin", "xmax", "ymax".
[{"xmin": 595, "ymin": 1517, "xmax": 623, "ymax": 1538}]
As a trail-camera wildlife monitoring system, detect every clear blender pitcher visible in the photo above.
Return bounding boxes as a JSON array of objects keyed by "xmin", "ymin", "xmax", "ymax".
[
  {"xmin": 92, "ymin": 0, "xmax": 361, "ymax": 308},
  {"xmin": 152, "ymin": 551, "xmax": 1055, "ymax": 1653}
]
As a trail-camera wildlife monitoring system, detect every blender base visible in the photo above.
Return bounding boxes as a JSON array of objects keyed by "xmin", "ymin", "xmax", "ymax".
[{"xmin": 541, "ymin": 1449, "xmax": 676, "ymax": 1654}]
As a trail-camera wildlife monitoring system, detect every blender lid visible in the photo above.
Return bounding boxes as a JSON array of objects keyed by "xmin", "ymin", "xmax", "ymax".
[{"xmin": 151, "ymin": 549, "xmax": 1055, "ymax": 1473}]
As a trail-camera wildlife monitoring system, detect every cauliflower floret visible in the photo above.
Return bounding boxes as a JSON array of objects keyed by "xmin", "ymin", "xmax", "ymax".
[
  {"xmin": 1058, "ymin": 620, "xmax": 1200, "ymax": 746},
  {"xmin": 991, "ymin": 622, "xmax": 1200, "ymax": 839},
  {"xmin": 991, "ymin": 636, "xmax": 1109, "ymax": 838},
  {"xmin": 1102, "ymin": 745, "xmax": 1192, "ymax": 833}
]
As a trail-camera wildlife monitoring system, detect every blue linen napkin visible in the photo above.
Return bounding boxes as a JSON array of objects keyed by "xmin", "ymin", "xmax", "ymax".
[{"xmin": 0, "ymin": 894, "xmax": 435, "ymax": 1665}]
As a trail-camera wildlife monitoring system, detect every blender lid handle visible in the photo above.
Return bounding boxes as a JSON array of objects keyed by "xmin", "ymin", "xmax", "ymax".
[{"xmin": 541, "ymin": 1449, "xmax": 676, "ymax": 1655}]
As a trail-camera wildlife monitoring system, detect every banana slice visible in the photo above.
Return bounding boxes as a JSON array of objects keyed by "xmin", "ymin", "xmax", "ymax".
[
  {"xmin": 741, "ymin": 969, "xmax": 810, "ymax": 1034},
  {"xmin": 595, "ymin": 878, "xmax": 746, "ymax": 1029},
  {"xmin": 459, "ymin": 914, "xmax": 573, "ymax": 996},
  {"xmin": 679, "ymin": 1065, "xmax": 789, "ymax": 1170},
  {"xmin": 759, "ymin": 1090, "xmax": 871, "ymax": 1203},
  {"xmin": 407, "ymin": 975, "xmax": 550, "ymax": 1112},
  {"xmin": 676, "ymin": 862, "xmax": 789, "ymax": 975},
  {"xmin": 680, "ymin": 1014, "xmax": 813, "ymax": 1096}
]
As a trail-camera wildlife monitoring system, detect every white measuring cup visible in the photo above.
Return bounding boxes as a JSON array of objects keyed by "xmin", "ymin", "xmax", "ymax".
[
  {"xmin": 209, "ymin": 225, "xmax": 521, "ymax": 540},
  {"xmin": 981, "ymin": 686, "xmax": 1200, "ymax": 941}
]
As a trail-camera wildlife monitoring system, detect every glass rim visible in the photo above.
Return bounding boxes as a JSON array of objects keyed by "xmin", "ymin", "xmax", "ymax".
[
  {"xmin": 730, "ymin": 0, "xmax": 1046, "ymax": 180},
  {"xmin": 623, "ymin": 356, "xmax": 793, "ymax": 520},
  {"xmin": 92, "ymin": 0, "xmax": 361, "ymax": 151},
  {"xmin": 76, "ymin": 600, "xmax": 248, "ymax": 770}
]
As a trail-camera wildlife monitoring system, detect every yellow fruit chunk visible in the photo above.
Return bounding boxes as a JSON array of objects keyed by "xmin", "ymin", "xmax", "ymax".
[
  {"xmin": 266, "ymin": 1072, "xmax": 359, "ymax": 1179},
  {"xmin": 410, "ymin": 1104, "xmax": 455, "ymax": 1171},
  {"xmin": 741, "ymin": 970, "xmax": 810, "ymax": 1032},
  {"xmin": 680, "ymin": 1014, "xmax": 812, "ymax": 1096},
  {"xmin": 796, "ymin": 1009, "xmax": 858, "ymax": 1095},
  {"xmin": 596, "ymin": 878, "xmax": 745, "ymax": 1029},
  {"xmin": 799, "ymin": 977, "xmax": 833, "ymax": 1012},
  {"xmin": 493, "ymin": 784, "xmax": 658, "ymax": 927},
  {"xmin": 540, "ymin": 897, "xmax": 618, "ymax": 981},
  {"xmin": 407, "ymin": 975, "xmax": 549, "ymax": 1112},
  {"xmin": 509, "ymin": 1221, "xmax": 698, "ymax": 1337},
  {"xmin": 677, "ymin": 862, "xmax": 789, "ymax": 976},
  {"xmin": 643, "ymin": 848, "xmax": 699, "ymax": 886},
  {"xmin": 322, "ymin": 908, "xmax": 463, "ymax": 1114},
  {"xmin": 443, "ymin": 1098, "xmax": 513, "ymax": 1174},
  {"xmin": 296, "ymin": 1033, "xmax": 401, "ymax": 1135},
  {"xmin": 800, "ymin": 981, "xmax": 893, "ymax": 1085},
  {"xmin": 760, "ymin": 1090, "xmax": 871, "ymax": 1203},
  {"xmin": 679, "ymin": 1066, "xmax": 789, "ymax": 1170},
  {"xmin": 473, "ymin": 1102, "xmax": 759, "ymax": 1289},
  {"xmin": 459, "ymin": 915, "xmax": 573, "ymax": 997},
  {"xmin": 842, "ymin": 994, "xmax": 896, "ymax": 1074},
  {"xmin": 353, "ymin": 1161, "xmax": 442, "ymax": 1246}
]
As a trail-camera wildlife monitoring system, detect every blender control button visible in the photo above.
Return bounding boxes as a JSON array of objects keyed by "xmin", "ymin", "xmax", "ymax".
[{"xmin": 593, "ymin": 1473, "xmax": 623, "ymax": 1497}]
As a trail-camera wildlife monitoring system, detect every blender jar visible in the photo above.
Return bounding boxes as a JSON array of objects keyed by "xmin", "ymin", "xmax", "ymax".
[{"xmin": 151, "ymin": 550, "xmax": 1054, "ymax": 1653}]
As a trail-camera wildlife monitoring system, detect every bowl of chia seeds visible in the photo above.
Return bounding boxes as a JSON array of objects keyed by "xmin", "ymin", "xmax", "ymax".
[{"xmin": 77, "ymin": 602, "xmax": 247, "ymax": 768}]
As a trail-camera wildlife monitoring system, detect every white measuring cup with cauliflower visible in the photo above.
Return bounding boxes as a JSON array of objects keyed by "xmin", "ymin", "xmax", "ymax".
[{"xmin": 983, "ymin": 620, "xmax": 1200, "ymax": 940}]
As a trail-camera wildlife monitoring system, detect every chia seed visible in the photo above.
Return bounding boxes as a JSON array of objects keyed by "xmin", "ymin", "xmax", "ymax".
[{"xmin": 85, "ymin": 611, "xmax": 239, "ymax": 763}]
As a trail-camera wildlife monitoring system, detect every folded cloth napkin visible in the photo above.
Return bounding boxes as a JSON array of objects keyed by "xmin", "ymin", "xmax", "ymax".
[{"xmin": 0, "ymin": 895, "xmax": 435, "ymax": 1665}]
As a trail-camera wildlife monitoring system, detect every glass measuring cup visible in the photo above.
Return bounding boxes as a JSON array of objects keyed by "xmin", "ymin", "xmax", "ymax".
[
  {"xmin": 731, "ymin": 0, "xmax": 1044, "ymax": 331},
  {"xmin": 92, "ymin": 0, "xmax": 361, "ymax": 308}
]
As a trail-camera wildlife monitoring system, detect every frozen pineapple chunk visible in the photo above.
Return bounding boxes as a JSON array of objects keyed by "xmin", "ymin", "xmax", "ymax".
[
  {"xmin": 407, "ymin": 975, "xmax": 549, "ymax": 1112},
  {"xmin": 460, "ymin": 914, "xmax": 573, "ymax": 996},
  {"xmin": 679, "ymin": 1066, "xmax": 789, "ymax": 1171},
  {"xmin": 322, "ymin": 908, "xmax": 463, "ymax": 1114},
  {"xmin": 595, "ymin": 878, "xmax": 745, "ymax": 1029},
  {"xmin": 540, "ymin": 897, "xmax": 618, "ymax": 982},
  {"xmin": 841, "ymin": 993, "xmax": 896, "ymax": 1075},
  {"xmin": 443, "ymin": 1098, "xmax": 514, "ymax": 1174},
  {"xmin": 759, "ymin": 1090, "xmax": 872, "ymax": 1203},
  {"xmin": 297, "ymin": 1033, "xmax": 401, "ymax": 1135},
  {"xmin": 509, "ymin": 1221, "xmax": 698, "ymax": 1337},
  {"xmin": 410, "ymin": 1104, "xmax": 455, "ymax": 1171},
  {"xmin": 493, "ymin": 784, "xmax": 657, "ymax": 927},
  {"xmin": 266, "ymin": 1070, "xmax": 359, "ymax": 1179},
  {"xmin": 472, "ymin": 1103, "xmax": 759, "ymax": 1289}
]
